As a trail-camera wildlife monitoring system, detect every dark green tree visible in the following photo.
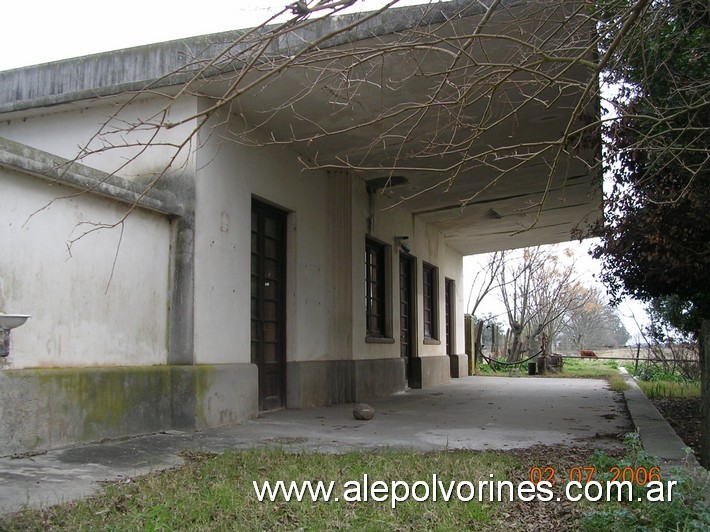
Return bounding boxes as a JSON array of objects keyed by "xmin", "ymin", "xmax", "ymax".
[{"xmin": 591, "ymin": 0, "xmax": 710, "ymax": 465}]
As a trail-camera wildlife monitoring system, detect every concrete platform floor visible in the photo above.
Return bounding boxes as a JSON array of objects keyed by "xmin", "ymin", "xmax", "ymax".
[{"xmin": 0, "ymin": 375, "xmax": 652, "ymax": 514}]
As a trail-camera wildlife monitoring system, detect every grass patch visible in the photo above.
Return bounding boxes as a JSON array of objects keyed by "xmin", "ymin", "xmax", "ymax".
[
  {"xmin": 607, "ymin": 373, "xmax": 630, "ymax": 392},
  {"xmin": 557, "ymin": 358, "xmax": 619, "ymax": 379},
  {"xmin": 637, "ymin": 380, "xmax": 701, "ymax": 400},
  {"xmin": 0, "ymin": 449, "xmax": 520, "ymax": 531},
  {"xmin": 2, "ymin": 439, "xmax": 707, "ymax": 531},
  {"xmin": 477, "ymin": 357, "xmax": 621, "ymax": 380}
]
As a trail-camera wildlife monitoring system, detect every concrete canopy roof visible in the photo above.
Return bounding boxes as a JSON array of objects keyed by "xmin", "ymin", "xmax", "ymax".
[{"xmin": 0, "ymin": 0, "xmax": 601, "ymax": 255}]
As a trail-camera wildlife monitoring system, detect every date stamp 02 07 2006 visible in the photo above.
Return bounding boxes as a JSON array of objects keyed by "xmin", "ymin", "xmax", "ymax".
[
  {"xmin": 528, "ymin": 465, "xmax": 679, "ymax": 502},
  {"xmin": 529, "ymin": 465, "xmax": 662, "ymax": 486}
]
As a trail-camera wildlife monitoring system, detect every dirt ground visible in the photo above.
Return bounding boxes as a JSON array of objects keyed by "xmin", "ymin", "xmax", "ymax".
[
  {"xmin": 652, "ymin": 397, "xmax": 702, "ymax": 462},
  {"xmin": 590, "ymin": 348, "xmax": 702, "ymax": 463}
]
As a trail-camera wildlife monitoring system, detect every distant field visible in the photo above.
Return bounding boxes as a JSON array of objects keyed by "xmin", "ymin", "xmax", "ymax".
[{"xmin": 555, "ymin": 347, "xmax": 637, "ymax": 360}]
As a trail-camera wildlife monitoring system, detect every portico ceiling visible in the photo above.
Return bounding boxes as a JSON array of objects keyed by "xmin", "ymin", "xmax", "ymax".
[{"xmin": 223, "ymin": 0, "xmax": 602, "ymax": 255}]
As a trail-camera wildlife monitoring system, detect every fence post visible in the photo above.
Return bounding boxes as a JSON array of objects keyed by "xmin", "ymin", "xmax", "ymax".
[
  {"xmin": 465, "ymin": 314, "xmax": 474, "ymax": 375},
  {"xmin": 475, "ymin": 321, "xmax": 484, "ymax": 366},
  {"xmin": 634, "ymin": 343, "xmax": 641, "ymax": 373}
]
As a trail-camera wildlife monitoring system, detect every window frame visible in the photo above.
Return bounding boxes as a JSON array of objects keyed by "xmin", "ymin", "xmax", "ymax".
[
  {"xmin": 445, "ymin": 277, "xmax": 455, "ymax": 355},
  {"xmin": 365, "ymin": 237, "xmax": 393, "ymax": 342},
  {"xmin": 422, "ymin": 262, "xmax": 439, "ymax": 342}
]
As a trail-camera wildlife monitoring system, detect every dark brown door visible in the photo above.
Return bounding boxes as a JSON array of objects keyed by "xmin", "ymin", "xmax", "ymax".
[
  {"xmin": 445, "ymin": 278, "xmax": 454, "ymax": 355},
  {"xmin": 399, "ymin": 254, "xmax": 414, "ymax": 385},
  {"xmin": 251, "ymin": 200, "xmax": 287, "ymax": 411}
]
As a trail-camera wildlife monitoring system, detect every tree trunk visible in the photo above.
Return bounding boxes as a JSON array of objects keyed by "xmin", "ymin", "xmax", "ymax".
[
  {"xmin": 508, "ymin": 325, "xmax": 523, "ymax": 362},
  {"xmin": 701, "ymin": 318, "xmax": 710, "ymax": 468}
]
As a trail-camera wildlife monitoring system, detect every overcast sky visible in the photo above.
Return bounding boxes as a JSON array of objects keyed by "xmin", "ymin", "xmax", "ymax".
[{"xmin": 1, "ymin": 1, "xmax": 286, "ymax": 71}]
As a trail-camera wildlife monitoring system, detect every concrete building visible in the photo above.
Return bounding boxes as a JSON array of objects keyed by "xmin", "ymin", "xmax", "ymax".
[{"xmin": 0, "ymin": 1, "xmax": 600, "ymax": 454}]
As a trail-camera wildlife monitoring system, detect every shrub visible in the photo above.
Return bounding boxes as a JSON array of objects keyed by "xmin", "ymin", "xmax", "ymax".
[{"xmin": 582, "ymin": 433, "xmax": 710, "ymax": 531}]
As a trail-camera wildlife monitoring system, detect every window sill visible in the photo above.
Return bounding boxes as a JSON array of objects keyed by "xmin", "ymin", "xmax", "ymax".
[
  {"xmin": 423, "ymin": 338, "xmax": 441, "ymax": 345},
  {"xmin": 366, "ymin": 336, "xmax": 396, "ymax": 344}
]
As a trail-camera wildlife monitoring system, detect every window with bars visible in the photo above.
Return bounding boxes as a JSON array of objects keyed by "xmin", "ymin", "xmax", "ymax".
[
  {"xmin": 445, "ymin": 277, "xmax": 455, "ymax": 354},
  {"xmin": 365, "ymin": 238, "xmax": 387, "ymax": 337},
  {"xmin": 423, "ymin": 262, "xmax": 439, "ymax": 340}
]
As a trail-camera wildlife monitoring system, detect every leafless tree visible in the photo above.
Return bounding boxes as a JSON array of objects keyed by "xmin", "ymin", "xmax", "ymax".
[
  {"xmin": 559, "ymin": 286, "xmax": 629, "ymax": 350},
  {"xmin": 38, "ymin": 0, "xmax": 611, "ymax": 237},
  {"xmin": 497, "ymin": 247, "xmax": 544, "ymax": 360},
  {"xmin": 28, "ymin": 1, "xmax": 701, "ymax": 249},
  {"xmin": 466, "ymin": 251, "xmax": 504, "ymax": 317},
  {"xmin": 497, "ymin": 246, "xmax": 589, "ymax": 360}
]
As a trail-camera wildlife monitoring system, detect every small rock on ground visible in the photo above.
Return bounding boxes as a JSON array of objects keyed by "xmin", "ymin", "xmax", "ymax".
[{"xmin": 353, "ymin": 403, "xmax": 375, "ymax": 420}]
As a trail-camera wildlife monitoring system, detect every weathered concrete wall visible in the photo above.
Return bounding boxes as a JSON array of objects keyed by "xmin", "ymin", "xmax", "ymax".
[
  {"xmin": 349, "ymin": 172, "xmax": 465, "ymax": 388},
  {"xmin": 193, "ymin": 108, "xmax": 335, "ymax": 366},
  {"xmin": 286, "ymin": 360, "xmax": 354, "ymax": 409},
  {"xmin": 196, "ymin": 108, "xmax": 464, "ymax": 401},
  {"xmin": 352, "ymin": 358, "xmax": 406, "ymax": 402},
  {"xmin": 0, "ymin": 166, "xmax": 171, "ymax": 369},
  {"xmin": 0, "ymin": 364, "xmax": 257, "ymax": 456},
  {"xmin": 0, "ymin": 83, "xmax": 468, "ymax": 456}
]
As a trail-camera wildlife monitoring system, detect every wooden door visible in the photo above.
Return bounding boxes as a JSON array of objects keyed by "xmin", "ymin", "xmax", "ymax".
[
  {"xmin": 251, "ymin": 200, "xmax": 287, "ymax": 410},
  {"xmin": 399, "ymin": 254, "xmax": 415, "ymax": 386},
  {"xmin": 445, "ymin": 278, "xmax": 454, "ymax": 355}
]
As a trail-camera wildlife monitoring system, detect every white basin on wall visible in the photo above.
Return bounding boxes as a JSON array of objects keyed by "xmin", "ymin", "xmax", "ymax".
[{"xmin": 0, "ymin": 314, "xmax": 31, "ymax": 331}]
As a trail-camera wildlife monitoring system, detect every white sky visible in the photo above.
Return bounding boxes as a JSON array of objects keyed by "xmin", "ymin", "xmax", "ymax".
[
  {"xmin": 2, "ymin": 0, "xmax": 649, "ymax": 339},
  {"xmin": 1, "ymin": 1, "xmax": 288, "ymax": 71},
  {"xmin": 0, "ymin": 0, "xmax": 419, "ymax": 71}
]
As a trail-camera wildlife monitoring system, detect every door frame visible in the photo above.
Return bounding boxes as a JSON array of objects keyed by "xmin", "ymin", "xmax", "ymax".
[
  {"xmin": 251, "ymin": 199, "xmax": 288, "ymax": 411},
  {"xmin": 399, "ymin": 252, "xmax": 417, "ymax": 386},
  {"xmin": 445, "ymin": 277, "xmax": 455, "ymax": 356}
]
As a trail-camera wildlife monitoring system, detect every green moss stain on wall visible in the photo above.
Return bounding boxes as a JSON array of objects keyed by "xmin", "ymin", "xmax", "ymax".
[
  {"xmin": 35, "ymin": 367, "xmax": 172, "ymax": 442},
  {"xmin": 194, "ymin": 365, "xmax": 216, "ymax": 429},
  {"xmin": 2, "ymin": 364, "xmax": 255, "ymax": 453}
]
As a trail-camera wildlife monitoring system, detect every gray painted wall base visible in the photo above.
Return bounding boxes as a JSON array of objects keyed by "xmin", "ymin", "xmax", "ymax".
[
  {"xmin": 0, "ymin": 364, "xmax": 257, "ymax": 456},
  {"xmin": 287, "ymin": 358, "xmax": 405, "ymax": 408},
  {"xmin": 410, "ymin": 355, "xmax": 451, "ymax": 389},
  {"xmin": 449, "ymin": 354, "xmax": 468, "ymax": 378}
]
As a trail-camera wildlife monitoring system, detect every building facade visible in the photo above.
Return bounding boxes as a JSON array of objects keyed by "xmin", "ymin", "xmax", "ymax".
[{"xmin": 0, "ymin": 1, "xmax": 599, "ymax": 454}]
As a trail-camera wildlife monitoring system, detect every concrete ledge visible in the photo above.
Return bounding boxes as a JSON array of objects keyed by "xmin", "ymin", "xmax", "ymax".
[
  {"xmin": 0, "ymin": 364, "xmax": 257, "ymax": 456},
  {"xmin": 190, "ymin": 364, "xmax": 258, "ymax": 429},
  {"xmin": 410, "ymin": 355, "xmax": 451, "ymax": 389},
  {"xmin": 449, "ymin": 353, "xmax": 468, "ymax": 378},
  {"xmin": 0, "ymin": 0, "xmax": 496, "ymax": 113},
  {"xmin": 0, "ymin": 136, "xmax": 185, "ymax": 217},
  {"xmin": 620, "ymin": 368, "xmax": 700, "ymax": 468}
]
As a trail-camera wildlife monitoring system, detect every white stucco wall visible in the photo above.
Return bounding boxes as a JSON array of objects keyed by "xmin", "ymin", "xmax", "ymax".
[
  {"xmin": 191, "ymin": 105, "xmax": 465, "ymax": 367},
  {"xmin": 0, "ymin": 167, "xmax": 171, "ymax": 368},
  {"xmin": 192, "ymin": 108, "xmax": 332, "ymax": 365},
  {"xmin": 1, "ymin": 96, "xmax": 465, "ymax": 373}
]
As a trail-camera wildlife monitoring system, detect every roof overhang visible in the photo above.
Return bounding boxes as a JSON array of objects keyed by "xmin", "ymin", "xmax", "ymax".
[{"xmin": 0, "ymin": 0, "xmax": 601, "ymax": 255}]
